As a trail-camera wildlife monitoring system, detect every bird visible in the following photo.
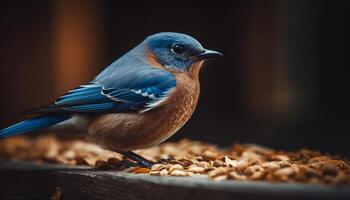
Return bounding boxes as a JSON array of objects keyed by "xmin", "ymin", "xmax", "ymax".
[{"xmin": 0, "ymin": 32, "xmax": 222, "ymax": 168}]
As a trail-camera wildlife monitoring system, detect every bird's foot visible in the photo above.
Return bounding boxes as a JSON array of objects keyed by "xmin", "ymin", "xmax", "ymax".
[
  {"xmin": 117, "ymin": 151, "xmax": 154, "ymax": 169},
  {"xmin": 136, "ymin": 159, "xmax": 154, "ymax": 169},
  {"xmin": 115, "ymin": 160, "xmax": 139, "ymax": 169},
  {"xmin": 154, "ymin": 157, "xmax": 176, "ymax": 165}
]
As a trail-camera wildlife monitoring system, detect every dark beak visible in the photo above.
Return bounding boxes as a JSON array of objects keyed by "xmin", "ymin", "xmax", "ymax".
[{"xmin": 195, "ymin": 49, "xmax": 223, "ymax": 61}]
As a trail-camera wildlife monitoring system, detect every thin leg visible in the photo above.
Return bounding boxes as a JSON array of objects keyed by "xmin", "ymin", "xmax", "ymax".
[
  {"xmin": 155, "ymin": 157, "xmax": 176, "ymax": 164},
  {"xmin": 117, "ymin": 151, "xmax": 154, "ymax": 168}
]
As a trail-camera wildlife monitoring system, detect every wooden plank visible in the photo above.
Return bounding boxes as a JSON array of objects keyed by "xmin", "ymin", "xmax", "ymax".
[{"xmin": 0, "ymin": 161, "xmax": 349, "ymax": 200}]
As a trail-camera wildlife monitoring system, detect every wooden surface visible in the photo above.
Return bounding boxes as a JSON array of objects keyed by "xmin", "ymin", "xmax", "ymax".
[{"xmin": 0, "ymin": 161, "xmax": 349, "ymax": 200}]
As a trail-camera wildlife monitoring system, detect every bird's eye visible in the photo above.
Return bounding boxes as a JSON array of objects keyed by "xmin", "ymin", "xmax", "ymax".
[{"xmin": 171, "ymin": 44, "xmax": 185, "ymax": 54}]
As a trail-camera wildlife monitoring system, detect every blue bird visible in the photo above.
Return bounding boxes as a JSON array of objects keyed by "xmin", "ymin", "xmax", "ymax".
[{"xmin": 0, "ymin": 32, "xmax": 222, "ymax": 168}]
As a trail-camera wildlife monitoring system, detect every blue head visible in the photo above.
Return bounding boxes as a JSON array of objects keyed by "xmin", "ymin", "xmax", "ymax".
[{"xmin": 142, "ymin": 32, "xmax": 222, "ymax": 73}]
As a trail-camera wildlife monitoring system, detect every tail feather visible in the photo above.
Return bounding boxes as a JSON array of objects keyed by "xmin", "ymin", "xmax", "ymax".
[{"xmin": 0, "ymin": 114, "xmax": 70, "ymax": 139}]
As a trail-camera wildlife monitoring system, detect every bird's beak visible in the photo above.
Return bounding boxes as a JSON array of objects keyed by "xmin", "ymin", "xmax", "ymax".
[{"xmin": 194, "ymin": 49, "xmax": 223, "ymax": 61}]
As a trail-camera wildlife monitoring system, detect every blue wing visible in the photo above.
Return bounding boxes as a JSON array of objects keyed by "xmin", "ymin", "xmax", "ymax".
[{"xmin": 23, "ymin": 69, "xmax": 176, "ymax": 114}]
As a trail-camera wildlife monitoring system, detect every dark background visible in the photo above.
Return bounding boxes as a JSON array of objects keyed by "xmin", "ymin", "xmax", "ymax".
[{"xmin": 0, "ymin": 0, "xmax": 348, "ymax": 155}]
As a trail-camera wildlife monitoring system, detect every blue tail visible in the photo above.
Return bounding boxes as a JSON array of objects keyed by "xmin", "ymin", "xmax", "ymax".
[{"xmin": 0, "ymin": 114, "xmax": 70, "ymax": 139}]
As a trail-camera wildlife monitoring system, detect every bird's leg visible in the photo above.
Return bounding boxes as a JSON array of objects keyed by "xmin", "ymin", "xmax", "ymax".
[
  {"xmin": 155, "ymin": 157, "xmax": 176, "ymax": 165},
  {"xmin": 115, "ymin": 160, "xmax": 139, "ymax": 169},
  {"xmin": 117, "ymin": 151, "xmax": 154, "ymax": 168}
]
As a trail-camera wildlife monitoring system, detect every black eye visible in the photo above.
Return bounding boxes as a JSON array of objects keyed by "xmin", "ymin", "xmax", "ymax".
[{"xmin": 171, "ymin": 44, "xmax": 185, "ymax": 54}]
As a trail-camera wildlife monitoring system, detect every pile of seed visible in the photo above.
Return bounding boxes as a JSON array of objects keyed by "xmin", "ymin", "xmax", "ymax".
[
  {"xmin": 0, "ymin": 135, "xmax": 122, "ymax": 165},
  {"xmin": 0, "ymin": 135, "xmax": 349, "ymax": 185}
]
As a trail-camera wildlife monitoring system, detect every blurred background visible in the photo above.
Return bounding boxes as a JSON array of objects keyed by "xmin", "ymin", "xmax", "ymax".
[{"xmin": 0, "ymin": 0, "xmax": 348, "ymax": 155}]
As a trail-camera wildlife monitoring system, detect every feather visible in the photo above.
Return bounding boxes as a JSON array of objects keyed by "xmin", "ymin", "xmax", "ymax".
[
  {"xmin": 21, "ymin": 67, "xmax": 176, "ymax": 114},
  {"xmin": 0, "ymin": 114, "xmax": 70, "ymax": 138}
]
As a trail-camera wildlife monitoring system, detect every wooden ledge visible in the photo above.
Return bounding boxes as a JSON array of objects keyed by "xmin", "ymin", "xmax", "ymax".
[{"xmin": 0, "ymin": 161, "xmax": 349, "ymax": 200}]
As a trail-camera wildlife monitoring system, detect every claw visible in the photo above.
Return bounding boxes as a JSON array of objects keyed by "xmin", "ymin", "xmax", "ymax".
[
  {"xmin": 154, "ymin": 157, "xmax": 176, "ymax": 165},
  {"xmin": 117, "ymin": 151, "xmax": 154, "ymax": 169}
]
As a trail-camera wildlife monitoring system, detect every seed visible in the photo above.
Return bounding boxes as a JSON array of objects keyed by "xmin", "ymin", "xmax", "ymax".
[
  {"xmin": 164, "ymin": 164, "xmax": 173, "ymax": 170},
  {"xmin": 95, "ymin": 160, "xmax": 110, "ymax": 170},
  {"xmin": 213, "ymin": 160, "xmax": 225, "ymax": 167},
  {"xmin": 241, "ymin": 151, "xmax": 262, "ymax": 160},
  {"xmin": 212, "ymin": 174, "xmax": 228, "ymax": 181},
  {"xmin": 203, "ymin": 150, "xmax": 218, "ymax": 161},
  {"xmin": 322, "ymin": 165, "xmax": 339, "ymax": 176},
  {"xmin": 186, "ymin": 171, "xmax": 194, "ymax": 176},
  {"xmin": 62, "ymin": 150, "xmax": 75, "ymax": 159},
  {"xmin": 75, "ymin": 156, "xmax": 88, "ymax": 165},
  {"xmin": 264, "ymin": 161, "xmax": 280, "ymax": 170},
  {"xmin": 84, "ymin": 157, "xmax": 98, "ymax": 166},
  {"xmin": 169, "ymin": 164, "xmax": 184, "ymax": 173},
  {"xmin": 170, "ymin": 169, "xmax": 187, "ymax": 176},
  {"xmin": 107, "ymin": 157, "xmax": 121, "ymax": 166},
  {"xmin": 275, "ymin": 167, "xmax": 295, "ymax": 177},
  {"xmin": 332, "ymin": 173, "xmax": 350, "ymax": 185},
  {"xmin": 271, "ymin": 155, "xmax": 290, "ymax": 161},
  {"xmin": 235, "ymin": 160, "xmax": 249, "ymax": 171},
  {"xmin": 248, "ymin": 159, "xmax": 262, "ymax": 166},
  {"xmin": 151, "ymin": 164, "xmax": 164, "ymax": 171},
  {"xmin": 186, "ymin": 165, "xmax": 205, "ymax": 173},
  {"xmin": 250, "ymin": 170, "xmax": 266, "ymax": 180},
  {"xmin": 264, "ymin": 161, "xmax": 291, "ymax": 170},
  {"xmin": 196, "ymin": 161, "xmax": 211, "ymax": 168},
  {"xmin": 228, "ymin": 171, "xmax": 247, "ymax": 180},
  {"xmin": 310, "ymin": 160, "xmax": 349, "ymax": 171},
  {"xmin": 308, "ymin": 156, "xmax": 331, "ymax": 164},
  {"xmin": 208, "ymin": 167, "xmax": 227, "ymax": 178},
  {"xmin": 160, "ymin": 169, "xmax": 168, "ymax": 176},
  {"xmin": 204, "ymin": 166, "xmax": 216, "ymax": 172},
  {"xmin": 193, "ymin": 156, "xmax": 203, "ymax": 161},
  {"xmin": 224, "ymin": 156, "xmax": 238, "ymax": 168},
  {"xmin": 300, "ymin": 165, "xmax": 320, "ymax": 178},
  {"xmin": 279, "ymin": 161, "xmax": 292, "ymax": 168},
  {"xmin": 177, "ymin": 159, "xmax": 192, "ymax": 167},
  {"xmin": 245, "ymin": 165, "xmax": 264, "ymax": 176},
  {"xmin": 132, "ymin": 167, "xmax": 150, "ymax": 174},
  {"xmin": 149, "ymin": 171, "xmax": 160, "ymax": 176}
]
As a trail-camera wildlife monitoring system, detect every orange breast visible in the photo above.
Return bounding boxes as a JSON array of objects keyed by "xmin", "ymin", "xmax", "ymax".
[
  {"xmin": 88, "ymin": 72, "xmax": 200, "ymax": 151},
  {"xmin": 156, "ymin": 73, "xmax": 200, "ymax": 141}
]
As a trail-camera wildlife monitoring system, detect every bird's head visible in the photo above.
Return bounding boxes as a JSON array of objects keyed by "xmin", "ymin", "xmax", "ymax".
[{"xmin": 142, "ymin": 32, "xmax": 222, "ymax": 75}]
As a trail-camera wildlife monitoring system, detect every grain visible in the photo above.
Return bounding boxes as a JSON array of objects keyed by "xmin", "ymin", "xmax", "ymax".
[{"xmin": 0, "ymin": 135, "xmax": 349, "ymax": 185}]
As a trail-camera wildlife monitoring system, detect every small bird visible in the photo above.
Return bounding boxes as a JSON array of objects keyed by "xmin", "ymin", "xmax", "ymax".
[{"xmin": 0, "ymin": 32, "xmax": 222, "ymax": 168}]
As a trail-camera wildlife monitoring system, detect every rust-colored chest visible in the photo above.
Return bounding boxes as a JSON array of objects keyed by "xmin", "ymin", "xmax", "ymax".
[
  {"xmin": 157, "ymin": 73, "xmax": 200, "ymax": 137},
  {"xmin": 129, "ymin": 72, "xmax": 200, "ymax": 149},
  {"xmin": 88, "ymin": 73, "xmax": 200, "ymax": 151},
  {"xmin": 88, "ymin": 58, "xmax": 204, "ymax": 151}
]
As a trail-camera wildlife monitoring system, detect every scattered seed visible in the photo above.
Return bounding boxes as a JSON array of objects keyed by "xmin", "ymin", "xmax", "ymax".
[{"xmin": 1, "ymin": 135, "xmax": 349, "ymax": 185}]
